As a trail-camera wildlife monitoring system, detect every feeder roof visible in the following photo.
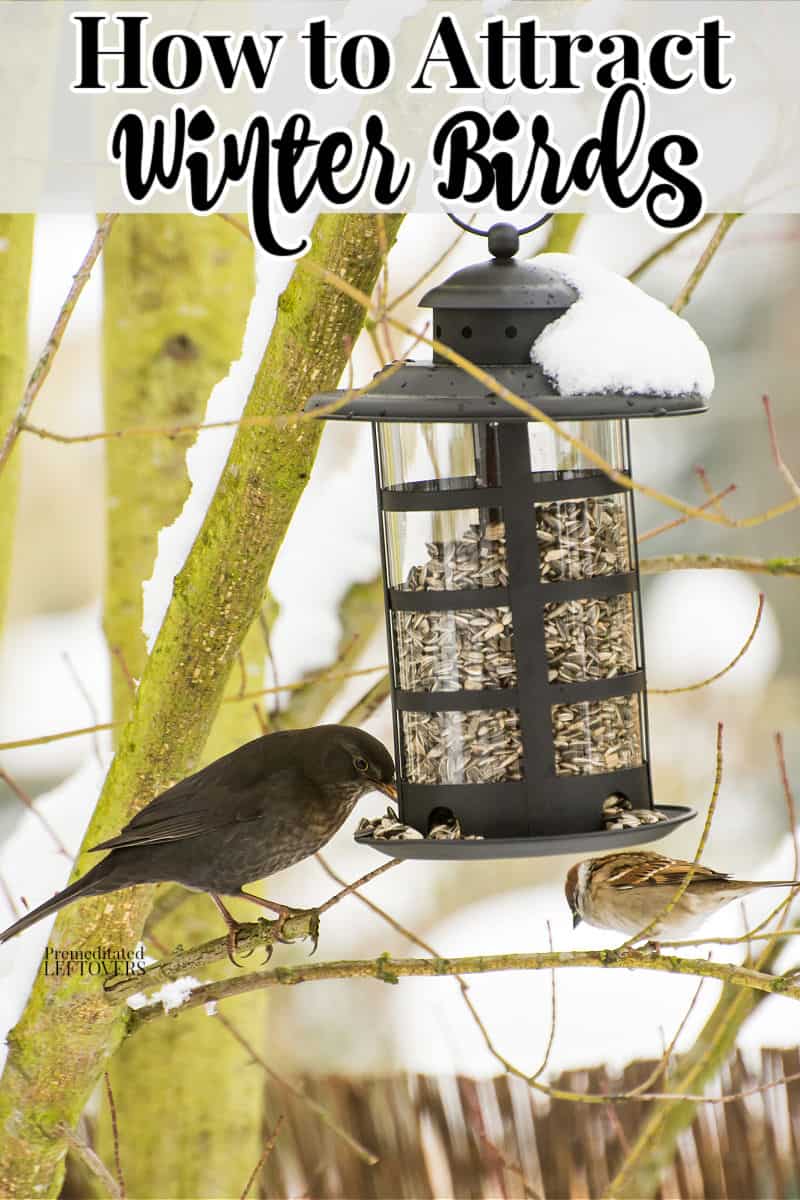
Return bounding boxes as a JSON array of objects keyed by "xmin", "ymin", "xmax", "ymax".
[
  {"xmin": 304, "ymin": 360, "xmax": 708, "ymax": 422},
  {"xmin": 419, "ymin": 257, "xmax": 579, "ymax": 311}
]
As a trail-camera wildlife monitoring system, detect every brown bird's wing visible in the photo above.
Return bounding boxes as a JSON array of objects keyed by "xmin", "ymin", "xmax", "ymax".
[
  {"xmin": 90, "ymin": 763, "xmax": 306, "ymax": 852},
  {"xmin": 603, "ymin": 853, "xmax": 731, "ymax": 890}
]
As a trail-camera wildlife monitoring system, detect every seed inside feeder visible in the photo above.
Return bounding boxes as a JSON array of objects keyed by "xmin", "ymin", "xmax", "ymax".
[{"xmin": 394, "ymin": 492, "xmax": 642, "ymax": 786}]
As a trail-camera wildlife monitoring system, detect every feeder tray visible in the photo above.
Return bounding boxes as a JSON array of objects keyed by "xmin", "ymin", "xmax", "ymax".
[{"xmin": 355, "ymin": 805, "xmax": 696, "ymax": 861}]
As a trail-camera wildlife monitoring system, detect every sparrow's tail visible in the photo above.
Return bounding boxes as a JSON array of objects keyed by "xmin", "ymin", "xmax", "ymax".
[{"xmin": 0, "ymin": 860, "xmax": 115, "ymax": 944}]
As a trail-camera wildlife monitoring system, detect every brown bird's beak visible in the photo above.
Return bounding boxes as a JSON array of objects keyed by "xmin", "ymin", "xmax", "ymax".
[{"xmin": 373, "ymin": 780, "xmax": 398, "ymax": 801}]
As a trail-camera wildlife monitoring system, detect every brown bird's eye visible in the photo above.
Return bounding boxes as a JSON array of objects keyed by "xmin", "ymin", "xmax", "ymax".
[{"xmin": 353, "ymin": 756, "xmax": 369, "ymax": 773}]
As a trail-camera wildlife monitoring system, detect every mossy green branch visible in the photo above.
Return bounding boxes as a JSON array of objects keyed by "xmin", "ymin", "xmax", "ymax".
[
  {"xmin": 102, "ymin": 215, "xmax": 255, "ymax": 723},
  {"xmin": 95, "ymin": 214, "xmax": 262, "ymax": 1199},
  {"xmin": 0, "ymin": 215, "xmax": 34, "ymax": 639},
  {"xmin": 0, "ymin": 212, "xmax": 403, "ymax": 1200},
  {"xmin": 122, "ymin": 945, "xmax": 800, "ymax": 1034}
]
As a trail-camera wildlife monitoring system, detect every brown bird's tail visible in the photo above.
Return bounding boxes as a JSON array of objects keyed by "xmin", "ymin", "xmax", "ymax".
[{"xmin": 0, "ymin": 860, "xmax": 115, "ymax": 944}]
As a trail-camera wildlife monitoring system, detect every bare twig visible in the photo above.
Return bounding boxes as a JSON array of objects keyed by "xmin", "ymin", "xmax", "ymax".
[
  {"xmin": 0, "ymin": 664, "xmax": 386, "ymax": 753},
  {"xmin": 626, "ymin": 977, "xmax": 706, "ymax": 1096},
  {"xmin": 627, "ymin": 214, "xmax": 715, "ymax": 282},
  {"xmin": 462, "ymin": 1081, "xmax": 541, "ymax": 1200},
  {"xmin": 763, "ymin": 394, "xmax": 800, "ymax": 498},
  {"xmin": 0, "ymin": 214, "xmax": 117, "ymax": 473},
  {"xmin": 671, "ymin": 213, "xmax": 742, "ymax": 314},
  {"xmin": 218, "ymin": 214, "xmax": 251, "ymax": 240},
  {"xmin": 694, "ymin": 466, "xmax": 734, "ymax": 520},
  {"xmin": 110, "ymin": 645, "xmax": 137, "ymax": 699},
  {"xmin": 0, "ymin": 768, "xmax": 71, "ymax": 858},
  {"xmin": 61, "ymin": 652, "xmax": 103, "ymax": 768},
  {"xmin": 315, "ymin": 858, "xmax": 400, "ymax": 916},
  {"xmin": 618, "ymin": 722, "xmax": 724, "ymax": 948},
  {"xmin": 637, "ymin": 484, "xmax": 736, "ymax": 545},
  {"xmin": 126, "ymin": 948, "xmax": 800, "ymax": 1037},
  {"xmin": 0, "ymin": 871, "xmax": 20, "ymax": 918},
  {"xmin": 57, "ymin": 1122, "xmax": 121, "ymax": 1199},
  {"xmin": 529, "ymin": 922, "xmax": 557, "ymax": 1082},
  {"xmin": 103, "ymin": 1072, "xmax": 126, "ymax": 1199},
  {"xmin": 649, "ymin": 594, "xmax": 764, "ymax": 695},
  {"xmin": 217, "ymin": 1012, "xmax": 378, "ymax": 1166},
  {"xmin": 240, "ymin": 1115, "xmax": 284, "ymax": 1200},
  {"xmin": 640, "ymin": 553, "xmax": 800, "ymax": 577},
  {"xmin": 387, "ymin": 217, "xmax": 472, "ymax": 312}
]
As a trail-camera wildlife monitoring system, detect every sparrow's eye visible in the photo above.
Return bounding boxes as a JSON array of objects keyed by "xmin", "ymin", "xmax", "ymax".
[{"xmin": 353, "ymin": 756, "xmax": 369, "ymax": 773}]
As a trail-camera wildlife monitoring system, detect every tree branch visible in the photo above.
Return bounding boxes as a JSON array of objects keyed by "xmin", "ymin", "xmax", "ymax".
[
  {"xmin": 125, "ymin": 948, "xmax": 800, "ymax": 1033},
  {"xmin": 0, "ymin": 215, "xmax": 116, "ymax": 475}
]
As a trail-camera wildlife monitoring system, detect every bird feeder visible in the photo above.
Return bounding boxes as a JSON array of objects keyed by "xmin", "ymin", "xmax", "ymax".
[{"xmin": 305, "ymin": 219, "xmax": 707, "ymax": 859}]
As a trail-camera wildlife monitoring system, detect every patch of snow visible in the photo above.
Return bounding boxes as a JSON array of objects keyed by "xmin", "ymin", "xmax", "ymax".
[
  {"xmin": 268, "ymin": 425, "xmax": 381, "ymax": 682},
  {"xmin": 126, "ymin": 976, "xmax": 203, "ymax": 1014},
  {"xmin": 530, "ymin": 252, "xmax": 714, "ymax": 400},
  {"xmin": 141, "ymin": 225, "xmax": 317, "ymax": 650},
  {"xmin": 204, "ymin": 1000, "xmax": 218, "ymax": 1016}
]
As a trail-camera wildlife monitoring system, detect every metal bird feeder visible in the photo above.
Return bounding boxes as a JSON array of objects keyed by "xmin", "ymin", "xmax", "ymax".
[{"xmin": 305, "ymin": 217, "xmax": 705, "ymax": 859}]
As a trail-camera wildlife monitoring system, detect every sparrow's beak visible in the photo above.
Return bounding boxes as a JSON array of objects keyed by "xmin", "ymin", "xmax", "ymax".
[
  {"xmin": 374, "ymin": 780, "xmax": 398, "ymax": 801},
  {"xmin": 572, "ymin": 911, "xmax": 582, "ymax": 929}
]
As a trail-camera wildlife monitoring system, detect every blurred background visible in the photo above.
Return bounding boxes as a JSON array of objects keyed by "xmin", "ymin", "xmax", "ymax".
[{"xmin": 1, "ymin": 210, "xmax": 799, "ymax": 1100}]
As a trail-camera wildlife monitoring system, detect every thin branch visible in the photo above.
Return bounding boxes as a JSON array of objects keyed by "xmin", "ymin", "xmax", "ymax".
[
  {"xmin": 125, "ymin": 948, "xmax": 800, "ymax": 1037},
  {"xmin": 626, "ymin": 214, "xmax": 715, "ymax": 282},
  {"xmin": 240, "ymin": 1116, "xmax": 284, "ymax": 1200},
  {"xmin": 217, "ymin": 1012, "xmax": 378, "ymax": 1166},
  {"xmin": 339, "ymin": 672, "xmax": 391, "ymax": 727},
  {"xmin": 649, "ymin": 594, "xmax": 764, "ymax": 695},
  {"xmin": 103, "ymin": 1072, "xmax": 126, "ymax": 1200},
  {"xmin": 0, "ymin": 214, "xmax": 117, "ymax": 474},
  {"xmin": 0, "ymin": 768, "xmax": 71, "ymax": 858},
  {"xmin": 763, "ymin": 393, "xmax": 800, "ymax": 498},
  {"xmin": 637, "ymin": 484, "xmax": 736, "ymax": 544},
  {"xmin": 109, "ymin": 645, "xmax": 137, "ymax": 698},
  {"xmin": 387, "ymin": 217, "xmax": 471, "ymax": 312},
  {"xmin": 671, "ymin": 213, "xmax": 742, "ymax": 314},
  {"xmin": 694, "ymin": 466, "xmax": 734, "ymax": 520},
  {"xmin": 315, "ymin": 858, "xmax": 400, "ymax": 915},
  {"xmin": 315, "ymin": 852, "xmax": 438, "ymax": 957},
  {"xmin": 0, "ymin": 663, "xmax": 386, "ymax": 753},
  {"xmin": 61, "ymin": 651, "xmax": 103, "ymax": 768},
  {"xmin": 0, "ymin": 871, "xmax": 20, "ymax": 918},
  {"xmin": 218, "ymin": 214, "xmax": 251, "ymax": 240},
  {"xmin": 617, "ymin": 722, "xmax": 724, "ymax": 949},
  {"xmin": 626, "ymin": 977, "xmax": 706, "ymax": 1096},
  {"xmin": 640, "ymin": 554, "xmax": 800, "ymax": 577},
  {"xmin": 20, "ymin": 326, "xmax": 427, "ymax": 449},
  {"xmin": 462, "ymin": 1083, "xmax": 542, "ymax": 1200},
  {"xmin": 109, "ymin": 861, "xmax": 404, "ymax": 1002},
  {"xmin": 529, "ymin": 922, "xmax": 557, "ymax": 1082},
  {"xmin": 57, "ymin": 1123, "xmax": 121, "ymax": 1200}
]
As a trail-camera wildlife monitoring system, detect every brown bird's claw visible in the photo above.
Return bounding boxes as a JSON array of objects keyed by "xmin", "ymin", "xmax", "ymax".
[
  {"xmin": 267, "ymin": 906, "xmax": 320, "ymax": 955},
  {"xmin": 224, "ymin": 924, "xmax": 254, "ymax": 969},
  {"xmin": 306, "ymin": 910, "xmax": 320, "ymax": 956}
]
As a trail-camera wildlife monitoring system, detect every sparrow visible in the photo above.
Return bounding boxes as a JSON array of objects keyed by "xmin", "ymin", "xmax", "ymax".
[
  {"xmin": 0, "ymin": 725, "xmax": 396, "ymax": 963},
  {"xmin": 565, "ymin": 851, "xmax": 797, "ymax": 941}
]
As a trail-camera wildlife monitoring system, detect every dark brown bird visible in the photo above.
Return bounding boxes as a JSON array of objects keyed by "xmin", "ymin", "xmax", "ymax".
[{"xmin": 0, "ymin": 725, "xmax": 396, "ymax": 962}]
